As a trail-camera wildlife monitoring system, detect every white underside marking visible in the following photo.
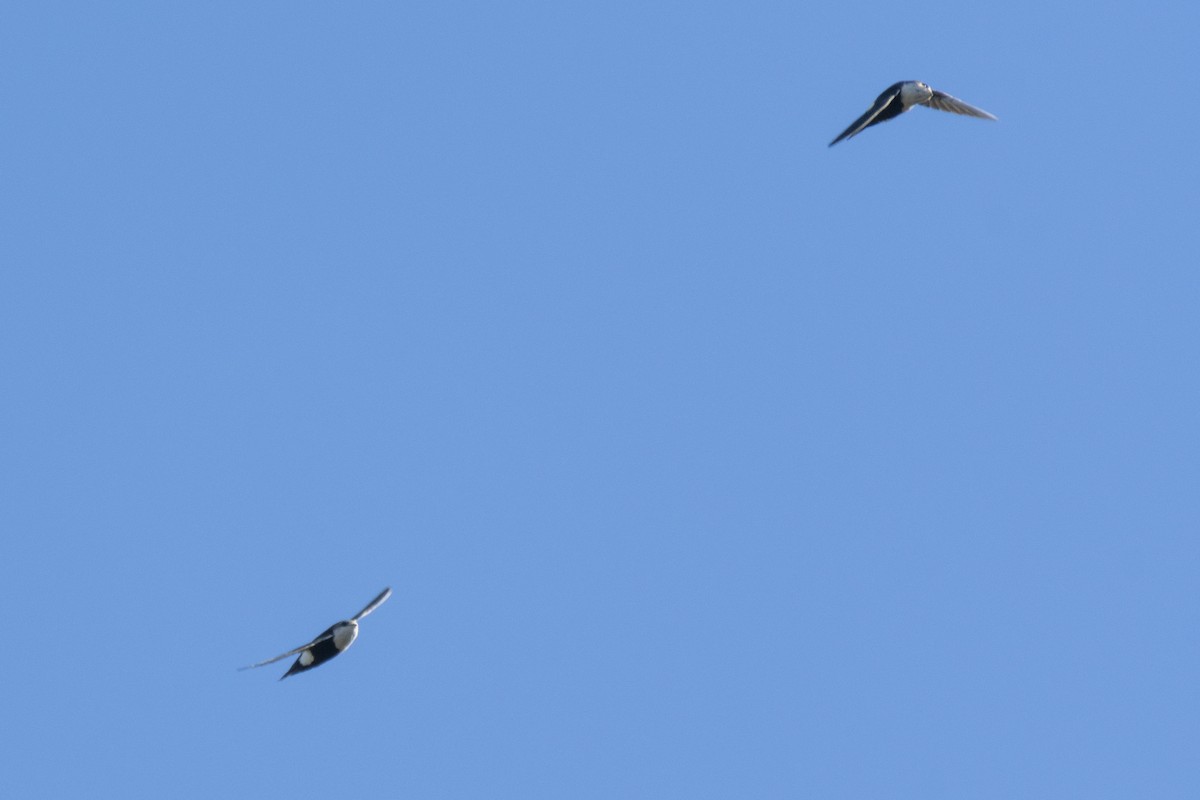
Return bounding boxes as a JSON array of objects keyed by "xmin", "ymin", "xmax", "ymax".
[
  {"xmin": 900, "ymin": 81, "xmax": 932, "ymax": 109},
  {"xmin": 333, "ymin": 621, "xmax": 359, "ymax": 651},
  {"xmin": 299, "ymin": 649, "xmax": 315, "ymax": 667}
]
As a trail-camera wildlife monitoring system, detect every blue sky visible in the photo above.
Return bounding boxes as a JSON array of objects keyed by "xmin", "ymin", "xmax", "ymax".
[{"xmin": 2, "ymin": 2, "xmax": 1197, "ymax": 797}]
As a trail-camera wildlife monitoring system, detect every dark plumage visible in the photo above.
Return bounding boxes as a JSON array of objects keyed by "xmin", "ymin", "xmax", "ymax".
[
  {"xmin": 239, "ymin": 587, "xmax": 393, "ymax": 680},
  {"xmin": 829, "ymin": 81, "xmax": 997, "ymax": 146}
]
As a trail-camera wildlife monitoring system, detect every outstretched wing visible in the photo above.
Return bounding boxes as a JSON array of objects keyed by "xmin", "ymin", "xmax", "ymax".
[
  {"xmin": 351, "ymin": 587, "xmax": 392, "ymax": 622},
  {"xmin": 923, "ymin": 89, "xmax": 997, "ymax": 120},
  {"xmin": 238, "ymin": 633, "xmax": 335, "ymax": 670},
  {"xmin": 829, "ymin": 85, "xmax": 903, "ymax": 147}
]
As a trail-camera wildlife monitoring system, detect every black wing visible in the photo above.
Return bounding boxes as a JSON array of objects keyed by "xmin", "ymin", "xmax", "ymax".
[
  {"xmin": 238, "ymin": 631, "xmax": 336, "ymax": 670},
  {"xmin": 829, "ymin": 83, "xmax": 905, "ymax": 147}
]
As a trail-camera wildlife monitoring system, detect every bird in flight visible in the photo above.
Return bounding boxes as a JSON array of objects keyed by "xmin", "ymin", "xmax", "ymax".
[
  {"xmin": 829, "ymin": 81, "xmax": 997, "ymax": 146},
  {"xmin": 240, "ymin": 587, "xmax": 393, "ymax": 680}
]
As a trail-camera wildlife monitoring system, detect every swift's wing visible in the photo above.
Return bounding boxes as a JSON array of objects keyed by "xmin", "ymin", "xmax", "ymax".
[
  {"xmin": 829, "ymin": 85, "xmax": 903, "ymax": 146},
  {"xmin": 238, "ymin": 632, "xmax": 335, "ymax": 671},
  {"xmin": 923, "ymin": 89, "xmax": 998, "ymax": 120},
  {"xmin": 351, "ymin": 587, "xmax": 393, "ymax": 622}
]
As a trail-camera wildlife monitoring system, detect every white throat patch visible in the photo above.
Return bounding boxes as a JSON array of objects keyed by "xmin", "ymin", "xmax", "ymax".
[
  {"xmin": 900, "ymin": 81, "xmax": 933, "ymax": 108},
  {"xmin": 333, "ymin": 622, "xmax": 359, "ymax": 651}
]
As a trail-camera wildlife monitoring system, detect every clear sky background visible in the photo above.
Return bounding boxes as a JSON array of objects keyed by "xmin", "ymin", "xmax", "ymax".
[{"xmin": 2, "ymin": 2, "xmax": 1197, "ymax": 797}]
